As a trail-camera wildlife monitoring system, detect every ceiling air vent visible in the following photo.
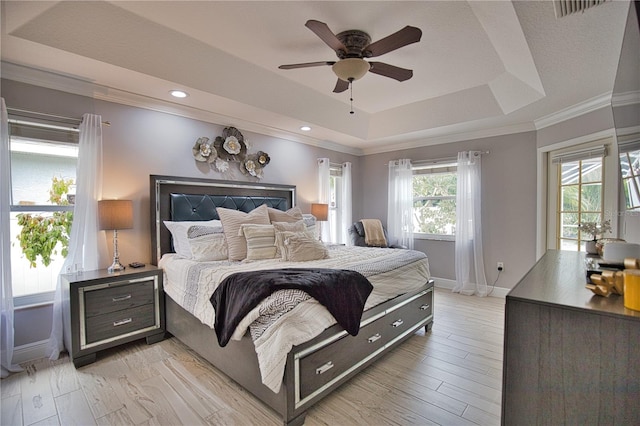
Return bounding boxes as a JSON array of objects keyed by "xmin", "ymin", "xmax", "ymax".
[{"xmin": 554, "ymin": 0, "xmax": 609, "ymax": 18}]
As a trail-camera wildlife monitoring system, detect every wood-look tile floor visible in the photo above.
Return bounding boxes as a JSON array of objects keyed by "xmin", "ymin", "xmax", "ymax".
[{"xmin": 1, "ymin": 288, "xmax": 505, "ymax": 425}]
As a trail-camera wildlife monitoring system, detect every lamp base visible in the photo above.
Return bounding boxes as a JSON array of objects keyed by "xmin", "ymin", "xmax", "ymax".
[{"xmin": 107, "ymin": 261, "xmax": 126, "ymax": 274}]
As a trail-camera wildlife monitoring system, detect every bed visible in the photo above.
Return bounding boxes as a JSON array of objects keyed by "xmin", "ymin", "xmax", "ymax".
[{"xmin": 150, "ymin": 175, "xmax": 434, "ymax": 426}]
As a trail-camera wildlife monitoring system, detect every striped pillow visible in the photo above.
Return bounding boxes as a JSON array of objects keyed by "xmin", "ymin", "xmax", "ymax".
[
  {"xmin": 217, "ymin": 204, "xmax": 270, "ymax": 261},
  {"xmin": 239, "ymin": 224, "xmax": 277, "ymax": 260}
]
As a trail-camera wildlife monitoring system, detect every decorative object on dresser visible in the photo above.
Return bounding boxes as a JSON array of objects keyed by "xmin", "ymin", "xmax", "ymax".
[
  {"xmin": 98, "ymin": 199, "xmax": 133, "ymax": 273},
  {"xmin": 578, "ymin": 219, "xmax": 612, "ymax": 255},
  {"xmin": 61, "ymin": 266, "xmax": 165, "ymax": 367},
  {"xmin": 310, "ymin": 203, "xmax": 328, "ymax": 241}
]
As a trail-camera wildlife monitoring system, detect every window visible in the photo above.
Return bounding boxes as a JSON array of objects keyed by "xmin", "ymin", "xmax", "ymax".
[
  {"xmin": 412, "ymin": 161, "xmax": 457, "ymax": 239},
  {"xmin": 9, "ymin": 119, "xmax": 78, "ymax": 303},
  {"xmin": 329, "ymin": 165, "xmax": 342, "ymax": 243},
  {"xmin": 547, "ymin": 143, "xmax": 612, "ymax": 252},
  {"xmin": 556, "ymin": 157, "xmax": 604, "ymax": 250},
  {"xmin": 619, "ymin": 143, "xmax": 640, "ymax": 211}
]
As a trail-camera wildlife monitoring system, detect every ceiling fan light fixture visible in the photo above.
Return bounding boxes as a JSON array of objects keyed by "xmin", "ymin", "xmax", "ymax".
[{"xmin": 332, "ymin": 58, "xmax": 370, "ymax": 82}]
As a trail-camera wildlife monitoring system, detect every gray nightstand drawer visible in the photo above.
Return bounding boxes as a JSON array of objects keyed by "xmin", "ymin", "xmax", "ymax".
[
  {"xmin": 62, "ymin": 266, "xmax": 165, "ymax": 366},
  {"xmin": 85, "ymin": 303, "xmax": 156, "ymax": 345},
  {"xmin": 84, "ymin": 280, "xmax": 155, "ymax": 317}
]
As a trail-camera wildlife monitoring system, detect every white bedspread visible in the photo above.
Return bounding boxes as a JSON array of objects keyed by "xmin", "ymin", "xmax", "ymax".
[{"xmin": 159, "ymin": 245, "xmax": 430, "ymax": 392}]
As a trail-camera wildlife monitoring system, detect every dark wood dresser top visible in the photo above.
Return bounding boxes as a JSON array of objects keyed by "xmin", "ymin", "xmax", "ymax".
[{"xmin": 507, "ymin": 249, "xmax": 640, "ymax": 321}]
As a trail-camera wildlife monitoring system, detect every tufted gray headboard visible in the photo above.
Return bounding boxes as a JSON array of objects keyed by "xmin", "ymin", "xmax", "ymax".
[{"xmin": 150, "ymin": 175, "xmax": 296, "ymax": 264}]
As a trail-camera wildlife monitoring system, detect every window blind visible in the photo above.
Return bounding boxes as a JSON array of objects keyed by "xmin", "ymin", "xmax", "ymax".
[
  {"xmin": 412, "ymin": 160, "xmax": 457, "ymax": 175},
  {"xmin": 618, "ymin": 138, "xmax": 640, "ymax": 154},
  {"xmin": 551, "ymin": 145, "xmax": 607, "ymax": 164},
  {"xmin": 9, "ymin": 120, "xmax": 79, "ymax": 145}
]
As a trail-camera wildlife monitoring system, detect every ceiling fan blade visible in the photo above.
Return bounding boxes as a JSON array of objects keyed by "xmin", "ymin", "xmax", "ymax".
[
  {"xmin": 279, "ymin": 61, "xmax": 335, "ymax": 70},
  {"xmin": 305, "ymin": 20, "xmax": 347, "ymax": 54},
  {"xmin": 333, "ymin": 79, "xmax": 349, "ymax": 93},
  {"xmin": 368, "ymin": 62, "xmax": 414, "ymax": 82},
  {"xmin": 364, "ymin": 26, "xmax": 422, "ymax": 57}
]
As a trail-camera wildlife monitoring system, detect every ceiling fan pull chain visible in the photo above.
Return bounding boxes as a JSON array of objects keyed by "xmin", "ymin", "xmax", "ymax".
[{"xmin": 349, "ymin": 79, "xmax": 355, "ymax": 115}]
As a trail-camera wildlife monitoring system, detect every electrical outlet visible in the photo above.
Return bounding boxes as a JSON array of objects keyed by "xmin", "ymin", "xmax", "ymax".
[{"xmin": 497, "ymin": 262, "xmax": 504, "ymax": 271}]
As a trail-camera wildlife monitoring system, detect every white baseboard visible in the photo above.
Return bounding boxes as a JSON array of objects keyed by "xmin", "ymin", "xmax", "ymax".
[
  {"xmin": 432, "ymin": 277, "xmax": 510, "ymax": 298},
  {"xmin": 13, "ymin": 339, "xmax": 49, "ymax": 364}
]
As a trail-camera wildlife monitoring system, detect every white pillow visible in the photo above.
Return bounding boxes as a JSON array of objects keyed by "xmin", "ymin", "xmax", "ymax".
[
  {"xmin": 186, "ymin": 225, "xmax": 228, "ymax": 261},
  {"xmin": 163, "ymin": 219, "xmax": 222, "ymax": 258},
  {"xmin": 239, "ymin": 224, "xmax": 277, "ymax": 260},
  {"xmin": 217, "ymin": 204, "xmax": 270, "ymax": 261},
  {"xmin": 283, "ymin": 231, "xmax": 329, "ymax": 262},
  {"xmin": 273, "ymin": 220, "xmax": 308, "ymax": 258}
]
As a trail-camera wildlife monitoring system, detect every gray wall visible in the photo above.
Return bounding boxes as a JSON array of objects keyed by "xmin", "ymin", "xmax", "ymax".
[{"xmin": 361, "ymin": 132, "xmax": 538, "ymax": 288}]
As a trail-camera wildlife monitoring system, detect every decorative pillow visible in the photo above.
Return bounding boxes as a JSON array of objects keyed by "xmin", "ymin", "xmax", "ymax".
[
  {"xmin": 268, "ymin": 206, "xmax": 303, "ymax": 223},
  {"xmin": 163, "ymin": 219, "xmax": 222, "ymax": 258},
  {"xmin": 217, "ymin": 204, "xmax": 270, "ymax": 261},
  {"xmin": 273, "ymin": 220, "xmax": 308, "ymax": 258},
  {"xmin": 283, "ymin": 232, "xmax": 329, "ymax": 262},
  {"xmin": 302, "ymin": 214, "xmax": 318, "ymax": 239},
  {"xmin": 239, "ymin": 224, "xmax": 277, "ymax": 260},
  {"xmin": 186, "ymin": 225, "xmax": 228, "ymax": 261}
]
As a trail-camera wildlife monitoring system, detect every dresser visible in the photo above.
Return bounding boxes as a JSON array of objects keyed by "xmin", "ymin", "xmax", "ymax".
[
  {"xmin": 502, "ymin": 250, "xmax": 640, "ymax": 424},
  {"xmin": 61, "ymin": 266, "xmax": 165, "ymax": 367}
]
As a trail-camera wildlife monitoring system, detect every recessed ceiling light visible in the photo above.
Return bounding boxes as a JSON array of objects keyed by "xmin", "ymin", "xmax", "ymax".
[
  {"xmin": 170, "ymin": 90, "xmax": 188, "ymax": 98},
  {"xmin": 300, "ymin": 126, "xmax": 311, "ymax": 132}
]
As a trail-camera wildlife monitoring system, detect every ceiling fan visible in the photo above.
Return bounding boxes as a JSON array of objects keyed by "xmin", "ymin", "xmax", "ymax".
[{"xmin": 279, "ymin": 20, "xmax": 422, "ymax": 94}]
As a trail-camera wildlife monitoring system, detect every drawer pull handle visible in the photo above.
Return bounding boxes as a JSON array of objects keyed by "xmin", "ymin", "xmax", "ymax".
[
  {"xmin": 113, "ymin": 318, "xmax": 132, "ymax": 327},
  {"xmin": 112, "ymin": 294, "xmax": 132, "ymax": 302},
  {"xmin": 420, "ymin": 304, "xmax": 430, "ymax": 310},
  {"xmin": 392, "ymin": 319, "xmax": 404, "ymax": 327},
  {"xmin": 315, "ymin": 361, "xmax": 334, "ymax": 375},
  {"xmin": 368, "ymin": 333, "xmax": 382, "ymax": 343}
]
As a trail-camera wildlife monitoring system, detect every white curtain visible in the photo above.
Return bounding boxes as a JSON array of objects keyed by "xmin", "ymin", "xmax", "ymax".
[
  {"xmin": 453, "ymin": 151, "xmax": 488, "ymax": 296},
  {"xmin": 317, "ymin": 158, "xmax": 331, "ymax": 241},
  {"xmin": 340, "ymin": 162, "xmax": 352, "ymax": 245},
  {"xmin": 47, "ymin": 114, "xmax": 104, "ymax": 359},
  {"xmin": 387, "ymin": 159, "xmax": 414, "ymax": 249},
  {"xmin": 1, "ymin": 98, "xmax": 23, "ymax": 378}
]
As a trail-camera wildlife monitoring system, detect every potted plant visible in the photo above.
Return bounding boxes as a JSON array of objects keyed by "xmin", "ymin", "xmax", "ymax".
[
  {"xmin": 578, "ymin": 219, "xmax": 612, "ymax": 255},
  {"xmin": 16, "ymin": 177, "xmax": 74, "ymax": 267}
]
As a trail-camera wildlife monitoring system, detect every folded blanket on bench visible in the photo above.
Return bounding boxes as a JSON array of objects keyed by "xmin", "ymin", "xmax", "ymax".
[{"xmin": 210, "ymin": 268, "xmax": 373, "ymax": 347}]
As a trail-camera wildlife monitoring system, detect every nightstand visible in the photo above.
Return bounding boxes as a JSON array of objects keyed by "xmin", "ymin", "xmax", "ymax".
[{"xmin": 61, "ymin": 265, "xmax": 165, "ymax": 367}]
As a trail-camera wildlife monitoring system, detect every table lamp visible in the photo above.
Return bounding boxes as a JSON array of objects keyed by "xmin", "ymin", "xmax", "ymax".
[
  {"xmin": 311, "ymin": 203, "xmax": 329, "ymax": 241},
  {"xmin": 99, "ymin": 199, "xmax": 133, "ymax": 273}
]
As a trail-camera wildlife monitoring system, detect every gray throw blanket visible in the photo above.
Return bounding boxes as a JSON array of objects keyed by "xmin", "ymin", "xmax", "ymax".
[{"xmin": 210, "ymin": 268, "xmax": 373, "ymax": 347}]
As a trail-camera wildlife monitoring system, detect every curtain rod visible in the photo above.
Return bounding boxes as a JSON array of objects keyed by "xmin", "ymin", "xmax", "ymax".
[
  {"xmin": 387, "ymin": 151, "xmax": 490, "ymax": 166},
  {"xmin": 7, "ymin": 107, "xmax": 111, "ymax": 127}
]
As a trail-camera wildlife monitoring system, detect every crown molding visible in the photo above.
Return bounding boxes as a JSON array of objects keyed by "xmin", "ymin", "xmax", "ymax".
[
  {"xmin": 612, "ymin": 90, "xmax": 640, "ymax": 107},
  {"xmin": 361, "ymin": 121, "xmax": 536, "ymax": 155},
  {"xmin": 1, "ymin": 62, "xmax": 364, "ymax": 156},
  {"xmin": 3, "ymin": 61, "xmax": 627, "ymax": 158},
  {"xmin": 534, "ymin": 92, "xmax": 612, "ymax": 130}
]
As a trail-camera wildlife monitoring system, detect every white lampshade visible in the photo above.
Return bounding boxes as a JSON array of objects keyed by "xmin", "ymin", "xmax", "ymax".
[{"xmin": 332, "ymin": 58, "xmax": 370, "ymax": 82}]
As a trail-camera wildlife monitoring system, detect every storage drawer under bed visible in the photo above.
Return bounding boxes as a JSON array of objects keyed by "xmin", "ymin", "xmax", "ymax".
[{"xmin": 296, "ymin": 287, "xmax": 433, "ymax": 402}]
